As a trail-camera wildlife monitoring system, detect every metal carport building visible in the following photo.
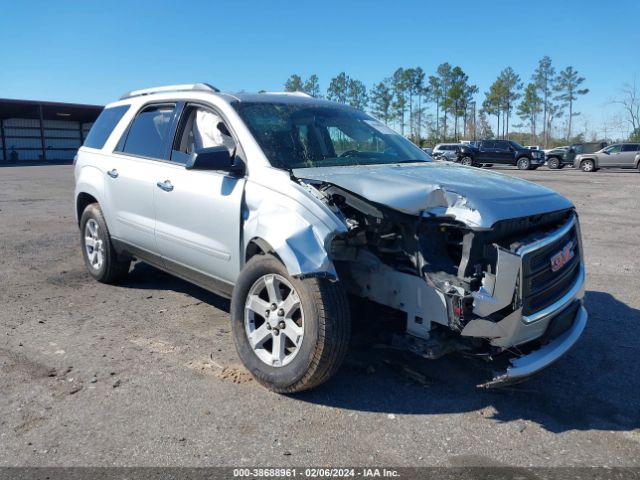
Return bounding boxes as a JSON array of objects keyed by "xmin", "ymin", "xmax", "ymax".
[{"xmin": 0, "ymin": 98, "xmax": 102, "ymax": 164}]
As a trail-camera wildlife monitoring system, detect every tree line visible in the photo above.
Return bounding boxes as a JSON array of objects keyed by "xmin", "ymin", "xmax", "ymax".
[{"xmin": 283, "ymin": 56, "xmax": 597, "ymax": 148}]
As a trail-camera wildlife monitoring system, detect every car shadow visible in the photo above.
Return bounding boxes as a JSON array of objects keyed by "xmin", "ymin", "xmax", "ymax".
[
  {"xmin": 121, "ymin": 261, "xmax": 230, "ymax": 312},
  {"xmin": 296, "ymin": 290, "xmax": 640, "ymax": 434},
  {"xmin": 114, "ymin": 265, "xmax": 639, "ymax": 434}
]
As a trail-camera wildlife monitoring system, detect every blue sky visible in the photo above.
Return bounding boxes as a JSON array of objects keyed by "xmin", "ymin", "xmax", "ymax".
[{"xmin": 1, "ymin": 0, "xmax": 638, "ymax": 138}]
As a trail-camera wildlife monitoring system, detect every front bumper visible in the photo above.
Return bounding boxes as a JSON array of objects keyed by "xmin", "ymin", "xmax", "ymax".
[{"xmin": 480, "ymin": 304, "xmax": 587, "ymax": 387}]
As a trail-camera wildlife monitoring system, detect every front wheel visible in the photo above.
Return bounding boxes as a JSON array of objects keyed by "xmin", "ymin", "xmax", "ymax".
[
  {"xmin": 517, "ymin": 157, "xmax": 531, "ymax": 170},
  {"xmin": 231, "ymin": 254, "xmax": 350, "ymax": 393},
  {"xmin": 461, "ymin": 156, "xmax": 474, "ymax": 167},
  {"xmin": 581, "ymin": 159, "xmax": 595, "ymax": 172},
  {"xmin": 547, "ymin": 157, "xmax": 560, "ymax": 169}
]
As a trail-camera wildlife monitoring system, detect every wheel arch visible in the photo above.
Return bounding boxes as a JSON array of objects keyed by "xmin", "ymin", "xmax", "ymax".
[{"xmin": 76, "ymin": 192, "xmax": 98, "ymax": 226}]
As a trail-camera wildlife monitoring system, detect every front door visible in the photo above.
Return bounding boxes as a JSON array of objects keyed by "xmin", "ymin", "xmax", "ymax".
[
  {"xmin": 599, "ymin": 145, "xmax": 622, "ymax": 167},
  {"xmin": 153, "ymin": 104, "xmax": 245, "ymax": 284}
]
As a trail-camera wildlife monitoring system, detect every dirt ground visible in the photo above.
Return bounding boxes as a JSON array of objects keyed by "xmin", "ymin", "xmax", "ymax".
[{"xmin": 1, "ymin": 164, "xmax": 639, "ymax": 467}]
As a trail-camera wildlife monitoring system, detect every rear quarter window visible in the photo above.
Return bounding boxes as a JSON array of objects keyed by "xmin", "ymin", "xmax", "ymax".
[{"xmin": 83, "ymin": 105, "xmax": 130, "ymax": 149}]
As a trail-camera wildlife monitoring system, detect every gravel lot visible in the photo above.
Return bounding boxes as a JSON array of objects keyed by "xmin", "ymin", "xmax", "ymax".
[{"xmin": 1, "ymin": 164, "xmax": 639, "ymax": 467}]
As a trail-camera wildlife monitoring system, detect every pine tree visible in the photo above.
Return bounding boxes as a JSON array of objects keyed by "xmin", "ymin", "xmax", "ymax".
[
  {"xmin": 517, "ymin": 83, "xmax": 542, "ymax": 144},
  {"xmin": 370, "ymin": 80, "xmax": 394, "ymax": 124},
  {"xmin": 303, "ymin": 74, "xmax": 321, "ymax": 98},
  {"xmin": 284, "ymin": 74, "xmax": 304, "ymax": 92},
  {"xmin": 554, "ymin": 66, "xmax": 588, "ymax": 140},
  {"xmin": 533, "ymin": 56, "xmax": 556, "ymax": 148},
  {"xmin": 497, "ymin": 67, "xmax": 522, "ymax": 139},
  {"xmin": 347, "ymin": 79, "xmax": 368, "ymax": 110},
  {"xmin": 327, "ymin": 72, "xmax": 350, "ymax": 103}
]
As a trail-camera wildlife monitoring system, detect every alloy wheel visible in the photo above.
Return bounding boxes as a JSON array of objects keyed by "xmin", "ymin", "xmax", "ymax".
[
  {"xmin": 84, "ymin": 219, "xmax": 104, "ymax": 270},
  {"xmin": 244, "ymin": 274, "xmax": 304, "ymax": 367}
]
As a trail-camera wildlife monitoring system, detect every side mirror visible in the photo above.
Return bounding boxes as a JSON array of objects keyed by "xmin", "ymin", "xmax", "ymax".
[{"xmin": 185, "ymin": 145, "xmax": 244, "ymax": 174}]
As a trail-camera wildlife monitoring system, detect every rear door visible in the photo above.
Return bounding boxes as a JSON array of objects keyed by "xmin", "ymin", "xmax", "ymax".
[
  {"xmin": 493, "ymin": 141, "xmax": 512, "ymax": 164},
  {"xmin": 478, "ymin": 141, "xmax": 495, "ymax": 162},
  {"xmin": 620, "ymin": 144, "xmax": 640, "ymax": 167},
  {"xmin": 152, "ymin": 103, "xmax": 245, "ymax": 284},
  {"xmin": 105, "ymin": 103, "xmax": 177, "ymax": 253}
]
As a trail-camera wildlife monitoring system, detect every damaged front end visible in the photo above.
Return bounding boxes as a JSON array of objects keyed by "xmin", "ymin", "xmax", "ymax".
[{"xmin": 298, "ymin": 173, "xmax": 587, "ymax": 387}]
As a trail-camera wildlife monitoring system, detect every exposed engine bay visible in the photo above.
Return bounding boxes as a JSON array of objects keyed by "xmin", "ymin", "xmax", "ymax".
[{"xmin": 296, "ymin": 174, "xmax": 586, "ymax": 387}]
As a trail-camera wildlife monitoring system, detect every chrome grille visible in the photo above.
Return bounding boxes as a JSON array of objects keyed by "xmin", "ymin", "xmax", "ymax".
[{"xmin": 519, "ymin": 216, "xmax": 582, "ymax": 316}]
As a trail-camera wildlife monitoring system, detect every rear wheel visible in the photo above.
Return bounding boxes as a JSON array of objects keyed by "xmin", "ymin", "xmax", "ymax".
[
  {"xmin": 547, "ymin": 157, "xmax": 560, "ymax": 169},
  {"xmin": 231, "ymin": 254, "xmax": 351, "ymax": 393},
  {"xmin": 461, "ymin": 156, "xmax": 474, "ymax": 167},
  {"xmin": 517, "ymin": 157, "xmax": 531, "ymax": 170},
  {"xmin": 581, "ymin": 159, "xmax": 595, "ymax": 172},
  {"xmin": 80, "ymin": 203, "xmax": 130, "ymax": 284}
]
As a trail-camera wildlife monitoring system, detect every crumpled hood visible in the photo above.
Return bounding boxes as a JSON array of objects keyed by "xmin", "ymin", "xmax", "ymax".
[{"xmin": 293, "ymin": 162, "xmax": 573, "ymax": 228}]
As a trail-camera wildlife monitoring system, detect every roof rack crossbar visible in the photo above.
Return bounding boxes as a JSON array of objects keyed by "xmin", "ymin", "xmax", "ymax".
[{"xmin": 120, "ymin": 83, "xmax": 220, "ymax": 100}]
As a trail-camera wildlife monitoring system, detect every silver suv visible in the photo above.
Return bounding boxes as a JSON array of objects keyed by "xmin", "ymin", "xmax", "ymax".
[
  {"xmin": 75, "ymin": 84, "xmax": 587, "ymax": 392},
  {"xmin": 574, "ymin": 143, "xmax": 640, "ymax": 172},
  {"xmin": 432, "ymin": 143, "xmax": 461, "ymax": 161}
]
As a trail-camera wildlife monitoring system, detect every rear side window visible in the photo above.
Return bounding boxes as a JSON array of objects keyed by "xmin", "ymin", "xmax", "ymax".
[
  {"xmin": 622, "ymin": 144, "xmax": 639, "ymax": 152},
  {"xmin": 120, "ymin": 104, "xmax": 176, "ymax": 159},
  {"xmin": 83, "ymin": 105, "xmax": 129, "ymax": 149}
]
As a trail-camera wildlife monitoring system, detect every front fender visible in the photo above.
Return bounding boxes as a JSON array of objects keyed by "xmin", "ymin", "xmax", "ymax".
[{"xmin": 242, "ymin": 175, "xmax": 347, "ymax": 278}]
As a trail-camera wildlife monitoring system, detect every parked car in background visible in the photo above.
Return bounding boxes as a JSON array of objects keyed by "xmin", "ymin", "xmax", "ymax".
[
  {"xmin": 432, "ymin": 143, "xmax": 461, "ymax": 161},
  {"xmin": 545, "ymin": 146, "xmax": 571, "ymax": 169},
  {"xmin": 525, "ymin": 145, "xmax": 541, "ymax": 150},
  {"xmin": 564, "ymin": 141, "xmax": 608, "ymax": 166},
  {"xmin": 457, "ymin": 140, "xmax": 545, "ymax": 169},
  {"xmin": 574, "ymin": 143, "xmax": 640, "ymax": 172},
  {"xmin": 422, "ymin": 147, "xmax": 433, "ymax": 155}
]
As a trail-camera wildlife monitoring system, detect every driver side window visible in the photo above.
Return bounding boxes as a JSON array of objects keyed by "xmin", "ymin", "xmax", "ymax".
[
  {"xmin": 605, "ymin": 145, "xmax": 622, "ymax": 154},
  {"xmin": 326, "ymin": 125, "xmax": 385, "ymax": 156},
  {"xmin": 171, "ymin": 106, "xmax": 234, "ymax": 164}
]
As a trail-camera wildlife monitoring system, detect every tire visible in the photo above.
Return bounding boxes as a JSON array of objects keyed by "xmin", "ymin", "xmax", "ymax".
[
  {"xmin": 547, "ymin": 157, "xmax": 560, "ymax": 169},
  {"xmin": 517, "ymin": 157, "xmax": 531, "ymax": 170},
  {"xmin": 231, "ymin": 254, "xmax": 351, "ymax": 393},
  {"xmin": 80, "ymin": 203, "xmax": 130, "ymax": 284},
  {"xmin": 461, "ymin": 156, "xmax": 474, "ymax": 167},
  {"xmin": 581, "ymin": 159, "xmax": 595, "ymax": 172}
]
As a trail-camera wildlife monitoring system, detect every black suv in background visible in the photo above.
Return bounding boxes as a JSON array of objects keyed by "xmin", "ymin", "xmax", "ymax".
[
  {"xmin": 457, "ymin": 140, "xmax": 545, "ymax": 169},
  {"xmin": 545, "ymin": 146, "xmax": 570, "ymax": 169}
]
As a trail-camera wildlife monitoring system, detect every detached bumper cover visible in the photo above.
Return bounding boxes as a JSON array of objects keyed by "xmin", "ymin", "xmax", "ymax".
[{"xmin": 480, "ymin": 304, "xmax": 587, "ymax": 388}]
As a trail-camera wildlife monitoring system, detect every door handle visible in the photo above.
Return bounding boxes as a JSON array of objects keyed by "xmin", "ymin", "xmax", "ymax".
[
  {"xmin": 107, "ymin": 169, "xmax": 118, "ymax": 178},
  {"xmin": 156, "ymin": 180, "xmax": 174, "ymax": 192}
]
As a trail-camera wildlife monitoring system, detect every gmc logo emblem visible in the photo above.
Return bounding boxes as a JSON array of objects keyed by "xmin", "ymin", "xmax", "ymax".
[{"xmin": 550, "ymin": 241, "xmax": 575, "ymax": 272}]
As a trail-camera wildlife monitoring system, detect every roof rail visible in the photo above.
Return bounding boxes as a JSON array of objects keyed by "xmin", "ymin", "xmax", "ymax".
[
  {"xmin": 120, "ymin": 83, "xmax": 220, "ymax": 100},
  {"xmin": 261, "ymin": 91, "xmax": 312, "ymax": 98}
]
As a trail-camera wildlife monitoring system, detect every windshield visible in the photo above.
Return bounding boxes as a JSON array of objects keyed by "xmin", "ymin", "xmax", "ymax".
[
  {"xmin": 232, "ymin": 102, "xmax": 431, "ymax": 169},
  {"xmin": 509, "ymin": 140, "xmax": 525, "ymax": 149}
]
